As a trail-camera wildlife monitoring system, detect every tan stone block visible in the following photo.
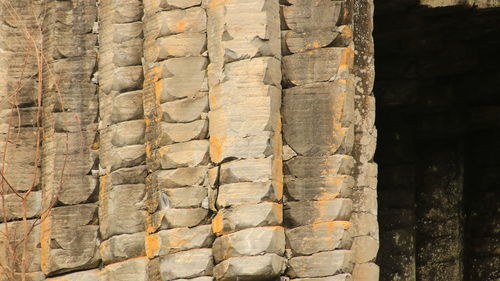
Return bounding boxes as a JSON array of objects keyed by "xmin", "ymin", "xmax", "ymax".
[
  {"xmin": 219, "ymin": 157, "xmax": 273, "ymax": 184},
  {"xmin": 159, "ymin": 248, "xmax": 213, "ymax": 280},
  {"xmin": 158, "ymin": 7, "xmax": 206, "ymax": 37},
  {"xmin": 147, "ymin": 225, "xmax": 214, "ymax": 257},
  {"xmin": 105, "ymin": 257, "xmax": 149, "ymax": 281},
  {"xmin": 292, "ymin": 275, "xmax": 352, "ymax": 281},
  {"xmin": 0, "ymin": 221, "xmax": 41, "ymax": 273},
  {"xmin": 217, "ymin": 181, "xmax": 279, "ymax": 208},
  {"xmin": 286, "ymin": 222, "xmax": 352, "ymax": 255},
  {"xmin": 100, "ymin": 232, "xmax": 146, "ymax": 264},
  {"xmin": 165, "ymin": 186, "xmax": 207, "ymax": 208},
  {"xmin": 111, "ymin": 91, "xmax": 144, "ymax": 123},
  {"xmin": 162, "ymin": 208, "xmax": 209, "ymax": 228},
  {"xmin": 283, "ymin": 29, "xmax": 340, "ymax": 53},
  {"xmin": 284, "ymin": 199, "xmax": 353, "ymax": 227},
  {"xmin": 352, "ymin": 236, "xmax": 378, "ymax": 263},
  {"xmin": 212, "ymin": 202, "xmax": 282, "ymax": 235},
  {"xmin": 288, "ymin": 250, "xmax": 353, "ymax": 278},
  {"xmin": 285, "ymin": 155, "xmax": 355, "ymax": 178},
  {"xmin": 45, "ymin": 269, "xmax": 103, "ymax": 281},
  {"xmin": 160, "ymin": 94, "xmax": 208, "ymax": 123},
  {"xmin": 209, "ymin": 132, "xmax": 273, "ymax": 164},
  {"xmin": 213, "ymin": 226, "xmax": 285, "ymax": 263},
  {"xmin": 213, "ymin": 254, "xmax": 286, "ymax": 281},
  {"xmin": 285, "ymin": 175, "xmax": 354, "ymax": 201},
  {"xmin": 158, "ymin": 140, "xmax": 209, "ymax": 169},
  {"xmin": 154, "ymin": 166, "xmax": 208, "ymax": 188},
  {"xmin": 157, "ymin": 57, "xmax": 208, "ymax": 102},
  {"xmin": 155, "ymin": 33, "xmax": 206, "ymax": 61},
  {"xmin": 159, "ymin": 120, "xmax": 208, "ymax": 145},
  {"xmin": 0, "ymin": 191, "xmax": 41, "ymax": 222},
  {"xmin": 109, "ymin": 165, "xmax": 147, "ymax": 185},
  {"xmin": 282, "ymin": 0, "xmax": 342, "ymax": 32},
  {"xmin": 102, "ymin": 144, "xmax": 145, "ymax": 172},
  {"xmin": 160, "ymin": 0, "xmax": 202, "ymax": 9},
  {"xmin": 352, "ymin": 187, "xmax": 378, "ymax": 216},
  {"xmin": 352, "ymin": 262, "xmax": 379, "ymax": 281}
]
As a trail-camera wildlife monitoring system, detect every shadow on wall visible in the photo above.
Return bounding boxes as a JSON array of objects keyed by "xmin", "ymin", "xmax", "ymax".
[{"xmin": 373, "ymin": 2, "xmax": 500, "ymax": 281}]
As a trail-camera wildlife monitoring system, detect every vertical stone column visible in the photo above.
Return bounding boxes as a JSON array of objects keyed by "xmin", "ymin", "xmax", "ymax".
[
  {"xmin": 40, "ymin": 0, "xmax": 101, "ymax": 276},
  {"xmin": 281, "ymin": 0, "xmax": 356, "ymax": 280},
  {"xmin": 207, "ymin": 0, "xmax": 285, "ymax": 280},
  {"xmin": 97, "ymin": 0, "xmax": 148, "ymax": 274},
  {"xmin": 0, "ymin": 1, "xmax": 44, "ymax": 279},
  {"xmin": 351, "ymin": 0, "xmax": 379, "ymax": 280},
  {"xmin": 142, "ymin": 1, "xmax": 214, "ymax": 280}
]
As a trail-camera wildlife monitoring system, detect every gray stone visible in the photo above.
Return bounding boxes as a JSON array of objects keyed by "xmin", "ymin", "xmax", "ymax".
[
  {"xmin": 162, "ymin": 208, "xmax": 209, "ymax": 228},
  {"xmin": 285, "ymin": 176, "xmax": 354, "ymax": 201},
  {"xmin": 219, "ymin": 157, "xmax": 273, "ymax": 184},
  {"xmin": 159, "ymin": 120, "xmax": 208, "ymax": 145},
  {"xmin": 45, "ymin": 269, "xmax": 103, "ymax": 281},
  {"xmin": 217, "ymin": 181, "xmax": 279, "ymax": 208},
  {"xmin": 165, "ymin": 186, "xmax": 207, "ymax": 208},
  {"xmin": 154, "ymin": 166, "xmax": 208, "ymax": 188},
  {"xmin": 99, "ymin": 184, "xmax": 146, "ymax": 239},
  {"xmin": 158, "ymin": 140, "xmax": 209, "ymax": 169},
  {"xmin": 158, "ymin": 57, "xmax": 208, "ymax": 102},
  {"xmin": 100, "ymin": 232, "xmax": 146, "ymax": 264},
  {"xmin": 160, "ymin": 93, "xmax": 208, "ymax": 123},
  {"xmin": 0, "ymin": 191, "xmax": 41, "ymax": 222},
  {"xmin": 105, "ymin": 257, "xmax": 149, "ymax": 281},
  {"xmin": 160, "ymin": 248, "xmax": 213, "ymax": 280},
  {"xmin": 286, "ymin": 222, "xmax": 352, "ymax": 255},
  {"xmin": 155, "ymin": 32, "xmax": 206, "ymax": 60},
  {"xmin": 285, "ymin": 155, "xmax": 354, "ymax": 178},
  {"xmin": 213, "ymin": 226, "xmax": 285, "ymax": 263},
  {"xmin": 284, "ymin": 199, "xmax": 353, "ymax": 228},
  {"xmin": 148, "ymin": 225, "xmax": 214, "ymax": 257},
  {"xmin": 213, "ymin": 202, "xmax": 282, "ymax": 235},
  {"xmin": 109, "ymin": 165, "xmax": 147, "ymax": 185},
  {"xmin": 282, "ymin": 0, "xmax": 342, "ymax": 32},
  {"xmin": 283, "ymin": 30, "xmax": 340, "ymax": 53},
  {"xmin": 288, "ymin": 250, "xmax": 353, "ymax": 278},
  {"xmin": 213, "ymin": 254, "xmax": 286, "ymax": 281}
]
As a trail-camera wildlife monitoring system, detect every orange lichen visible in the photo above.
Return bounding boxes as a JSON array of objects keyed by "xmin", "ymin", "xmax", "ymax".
[
  {"xmin": 212, "ymin": 212, "xmax": 225, "ymax": 234},
  {"xmin": 176, "ymin": 20, "xmax": 186, "ymax": 32},
  {"xmin": 145, "ymin": 234, "xmax": 160, "ymax": 258},
  {"xmin": 210, "ymin": 135, "xmax": 226, "ymax": 163}
]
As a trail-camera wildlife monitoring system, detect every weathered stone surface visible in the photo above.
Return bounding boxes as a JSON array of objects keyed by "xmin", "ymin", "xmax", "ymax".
[
  {"xmin": 283, "ymin": 81, "xmax": 355, "ymax": 156},
  {"xmin": 100, "ymin": 232, "xmax": 146, "ymax": 264},
  {"xmin": 0, "ymin": 220, "xmax": 41, "ymax": 273},
  {"xmin": 217, "ymin": 181, "xmax": 279, "ymax": 208},
  {"xmin": 107, "ymin": 66, "xmax": 144, "ymax": 94},
  {"xmin": 219, "ymin": 157, "xmax": 273, "ymax": 184},
  {"xmin": 165, "ymin": 186, "xmax": 207, "ymax": 208},
  {"xmin": 103, "ymin": 120, "xmax": 145, "ymax": 147},
  {"xmin": 351, "ymin": 236, "xmax": 379, "ymax": 263},
  {"xmin": 154, "ymin": 166, "xmax": 208, "ymax": 188},
  {"xmin": 213, "ymin": 226, "xmax": 285, "ymax": 262},
  {"xmin": 147, "ymin": 225, "xmax": 214, "ymax": 257},
  {"xmin": 285, "ymin": 155, "xmax": 354, "ymax": 178},
  {"xmin": 209, "ymin": 133, "xmax": 274, "ymax": 164},
  {"xmin": 160, "ymin": 94, "xmax": 208, "ymax": 122},
  {"xmin": 105, "ymin": 257, "xmax": 149, "ymax": 281},
  {"xmin": 56, "ymin": 175, "xmax": 98, "ymax": 206},
  {"xmin": 102, "ymin": 144, "xmax": 146, "ymax": 172},
  {"xmin": 283, "ymin": 30, "xmax": 340, "ymax": 53},
  {"xmin": 159, "ymin": 120, "xmax": 208, "ymax": 145},
  {"xmin": 0, "ymin": 191, "xmax": 41, "ymax": 221},
  {"xmin": 282, "ymin": 0, "xmax": 342, "ymax": 32},
  {"xmin": 352, "ymin": 187, "xmax": 378, "ymax": 216},
  {"xmin": 155, "ymin": 32, "xmax": 206, "ymax": 60},
  {"xmin": 159, "ymin": 0, "xmax": 202, "ymax": 10},
  {"xmin": 212, "ymin": 202, "xmax": 282, "ymax": 235},
  {"xmin": 157, "ymin": 57, "xmax": 208, "ymax": 102},
  {"xmin": 158, "ymin": 140, "xmax": 209, "ymax": 169},
  {"xmin": 99, "ymin": 184, "xmax": 146, "ymax": 239},
  {"xmin": 284, "ymin": 199, "xmax": 353, "ymax": 227},
  {"xmin": 350, "ymin": 213, "xmax": 378, "ymax": 239},
  {"xmin": 213, "ymin": 254, "xmax": 286, "ymax": 281},
  {"xmin": 285, "ymin": 176, "xmax": 354, "ymax": 201},
  {"xmin": 157, "ymin": 7, "xmax": 207, "ymax": 37},
  {"xmin": 292, "ymin": 275, "xmax": 352, "ymax": 281},
  {"xmin": 159, "ymin": 248, "xmax": 213, "ymax": 280},
  {"xmin": 352, "ymin": 263, "xmax": 379, "ymax": 281},
  {"xmin": 109, "ymin": 165, "xmax": 147, "ymax": 185},
  {"xmin": 45, "ymin": 269, "xmax": 103, "ymax": 281},
  {"xmin": 41, "ymin": 204, "xmax": 100, "ymax": 275},
  {"xmin": 207, "ymin": 0, "xmax": 280, "ymax": 63},
  {"xmin": 283, "ymin": 48, "xmax": 351, "ymax": 86},
  {"xmin": 162, "ymin": 208, "xmax": 209, "ymax": 228},
  {"xmin": 288, "ymin": 250, "xmax": 353, "ymax": 278},
  {"xmin": 286, "ymin": 222, "xmax": 352, "ymax": 255}
]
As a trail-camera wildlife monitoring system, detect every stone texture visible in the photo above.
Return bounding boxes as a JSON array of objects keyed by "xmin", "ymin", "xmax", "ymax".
[
  {"xmin": 105, "ymin": 257, "xmax": 149, "ymax": 281},
  {"xmin": 217, "ymin": 181, "xmax": 279, "ymax": 208},
  {"xmin": 285, "ymin": 176, "xmax": 354, "ymax": 201},
  {"xmin": 286, "ymin": 222, "xmax": 352, "ymax": 255},
  {"xmin": 158, "ymin": 140, "xmax": 209, "ymax": 169},
  {"xmin": 100, "ymin": 232, "xmax": 146, "ymax": 264},
  {"xmin": 213, "ymin": 254, "xmax": 286, "ymax": 281},
  {"xmin": 159, "ymin": 248, "xmax": 214, "ymax": 280},
  {"xmin": 284, "ymin": 199, "xmax": 353, "ymax": 227},
  {"xmin": 213, "ymin": 226, "xmax": 285, "ymax": 262},
  {"xmin": 154, "ymin": 166, "xmax": 208, "ymax": 188},
  {"xmin": 288, "ymin": 250, "xmax": 354, "ymax": 278},
  {"xmin": 147, "ymin": 225, "xmax": 214, "ymax": 257},
  {"xmin": 285, "ymin": 155, "xmax": 355, "ymax": 178}
]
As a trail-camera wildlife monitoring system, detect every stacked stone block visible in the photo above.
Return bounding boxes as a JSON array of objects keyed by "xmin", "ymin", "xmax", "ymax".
[
  {"xmin": 207, "ymin": 0, "xmax": 286, "ymax": 279},
  {"xmin": 281, "ymin": 0, "xmax": 357, "ymax": 280},
  {"xmin": 0, "ymin": 1, "xmax": 44, "ymax": 279},
  {"xmin": 142, "ymin": 0, "xmax": 214, "ymax": 280},
  {"xmin": 40, "ymin": 0, "xmax": 100, "ymax": 276},
  {"xmin": 97, "ymin": 0, "xmax": 147, "ymax": 276}
]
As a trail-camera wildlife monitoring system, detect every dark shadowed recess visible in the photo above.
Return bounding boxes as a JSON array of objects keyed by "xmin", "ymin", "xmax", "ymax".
[{"xmin": 373, "ymin": 2, "xmax": 500, "ymax": 281}]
